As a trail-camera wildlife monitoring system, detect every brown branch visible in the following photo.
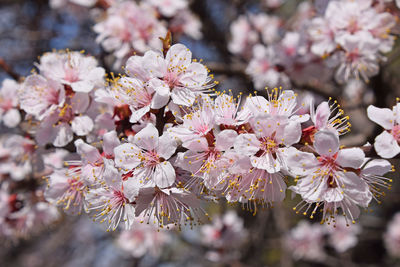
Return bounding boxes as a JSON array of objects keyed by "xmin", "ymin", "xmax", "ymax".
[{"xmin": 0, "ymin": 58, "xmax": 21, "ymax": 81}]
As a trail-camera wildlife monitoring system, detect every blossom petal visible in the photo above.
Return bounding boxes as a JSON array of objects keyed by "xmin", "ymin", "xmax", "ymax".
[
  {"xmin": 114, "ymin": 143, "xmax": 142, "ymax": 171},
  {"xmin": 234, "ymin": 133, "xmax": 261, "ymax": 156},
  {"xmin": 154, "ymin": 161, "xmax": 176, "ymax": 188},
  {"xmin": 71, "ymin": 115, "xmax": 94, "ymax": 136},
  {"xmin": 314, "ymin": 101, "xmax": 330, "ymax": 129},
  {"xmin": 53, "ymin": 123, "xmax": 74, "ymax": 147},
  {"xmin": 134, "ymin": 123, "xmax": 159, "ymax": 151},
  {"xmin": 314, "ymin": 130, "xmax": 339, "ymax": 157},
  {"xmin": 166, "ymin": 44, "xmax": 192, "ymax": 69},
  {"xmin": 374, "ymin": 131, "xmax": 400, "ymax": 158},
  {"xmin": 3, "ymin": 109, "xmax": 21, "ymax": 128},
  {"xmin": 336, "ymin": 148, "xmax": 365, "ymax": 169},
  {"xmin": 367, "ymin": 105, "xmax": 394, "ymax": 130},
  {"xmin": 102, "ymin": 130, "xmax": 120, "ymax": 157},
  {"xmin": 362, "ymin": 159, "xmax": 392, "ymax": 176},
  {"xmin": 75, "ymin": 139, "xmax": 101, "ymax": 164},
  {"xmin": 158, "ymin": 133, "xmax": 178, "ymax": 159},
  {"xmin": 215, "ymin": 130, "xmax": 238, "ymax": 151}
]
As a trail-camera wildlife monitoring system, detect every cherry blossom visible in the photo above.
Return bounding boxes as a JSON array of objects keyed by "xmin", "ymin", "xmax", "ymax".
[
  {"xmin": 367, "ymin": 103, "xmax": 400, "ymax": 158},
  {"xmin": 286, "ymin": 130, "xmax": 371, "ymax": 223},
  {"xmin": 36, "ymin": 51, "xmax": 105, "ymax": 93},
  {"xmin": 115, "ymin": 123, "xmax": 177, "ymax": 188}
]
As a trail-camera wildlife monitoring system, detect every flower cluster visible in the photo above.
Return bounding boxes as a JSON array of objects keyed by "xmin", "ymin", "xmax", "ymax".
[
  {"xmin": 94, "ymin": 0, "xmax": 201, "ymax": 68},
  {"xmin": 0, "ymin": 134, "xmax": 61, "ymax": 240},
  {"xmin": 18, "ymin": 50, "xmax": 107, "ymax": 147},
  {"xmin": 230, "ymin": 0, "xmax": 398, "ymax": 91},
  {"xmin": 308, "ymin": 0, "xmax": 397, "ymax": 83},
  {"xmin": 0, "ymin": 34, "xmax": 396, "ymax": 237}
]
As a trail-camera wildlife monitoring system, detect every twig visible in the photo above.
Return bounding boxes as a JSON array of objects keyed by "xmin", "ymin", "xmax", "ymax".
[{"xmin": 0, "ymin": 58, "xmax": 21, "ymax": 81}]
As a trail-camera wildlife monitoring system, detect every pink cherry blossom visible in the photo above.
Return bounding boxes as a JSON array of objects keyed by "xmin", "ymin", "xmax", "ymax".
[
  {"xmin": 94, "ymin": 1, "xmax": 167, "ymax": 67},
  {"xmin": 286, "ymin": 130, "xmax": 371, "ymax": 224},
  {"xmin": 36, "ymin": 51, "xmax": 105, "ymax": 93},
  {"xmin": 45, "ymin": 168, "xmax": 88, "ymax": 215},
  {"xmin": 140, "ymin": 44, "xmax": 215, "ymax": 106},
  {"xmin": 86, "ymin": 158, "xmax": 138, "ymax": 231},
  {"xmin": 246, "ymin": 44, "xmax": 290, "ymax": 90},
  {"xmin": 115, "ymin": 123, "xmax": 177, "ymax": 188},
  {"xmin": 135, "ymin": 186, "xmax": 205, "ymax": 228}
]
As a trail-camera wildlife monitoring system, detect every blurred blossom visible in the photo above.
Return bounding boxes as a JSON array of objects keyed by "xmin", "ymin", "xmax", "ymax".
[
  {"xmin": 0, "ymin": 79, "xmax": 21, "ymax": 128},
  {"xmin": 116, "ymin": 218, "xmax": 170, "ymax": 258},
  {"xmin": 385, "ymin": 212, "xmax": 400, "ymax": 258},
  {"xmin": 325, "ymin": 217, "xmax": 361, "ymax": 253},
  {"xmin": 201, "ymin": 210, "xmax": 248, "ymax": 262},
  {"xmin": 285, "ymin": 221, "xmax": 326, "ymax": 261}
]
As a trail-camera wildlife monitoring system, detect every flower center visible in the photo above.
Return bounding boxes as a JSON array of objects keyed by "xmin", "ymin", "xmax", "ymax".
[{"xmin": 391, "ymin": 125, "xmax": 400, "ymax": 142}]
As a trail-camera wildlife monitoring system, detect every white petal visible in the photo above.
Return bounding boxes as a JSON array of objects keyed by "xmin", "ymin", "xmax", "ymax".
[
  {"xmin": 325, "ymin": 188, "xmax": 344, "ymax": 202},
  {"xmin": 154, "ymin": 161, "xmax": 176, "ymax": 188},
  {"xmin": 123, "ymin": 177, "xmax": 140, "ymax": 202},
  {"xmin": 362, "ymin": 159, "xmax": 392, "ymax": 176},
  {"xmin": 336, "ymin": 148, "xmax": 365, "ymax": 169},
  {"xmin": 134, "ymin": 123, "xmax": 159, "ymax": 151},
  {"xmin": 71, "ymin": 92, "xmax": 90, "ymax": 113},
  {"xmin": 114, "ymin": 143, "xmax": 141, "ymax": 170},
  {"xmin": 166, "ymin": 44, "xmax": 192, "ymax": 69},
  {"xmin": 129, "ymin": 106, "xmax": 150, "ymax": 123},
  {"xmin": 283, "ymin": 120, "xmax": 301, "ymax": 146},
  {"xmin": 157, "ymin": 133, "xmax": 178, "ymax": 159},
  {"xmin": 102, "ymin": 131, "xmax": 120, "ymax": 157},
  {"xmin": 284, "ymin": 147, "xmax": 318, "ymax": 176},
  {"xmin": 314, "ymin": 101, "xmax": 330, "ymax": 129},
  {"xmin": 53, "ymin": 123, "xmax": 74, "ymax": 147},
  {"xmin": 102, "ymin": 158, "xmax": 122, "ymax": 189},
  {"xmin": 314, "ymin": 130, "xmax": 339, "ymax": 156},
  {"xmin": 215, "ymin": 130, "xmax": 238, "ymax": 151},
  {"xmin": 149, "ymin": 79, "xmax": 171, "ymax": 109},
  {"xmin": 71, "ymin": 80, "xmax": 93, "ymax": 93},
  {"xmin": 71, "ymin": 116, "xmax": 94, "ymax": 136},
  {"xmin": 374, "ymin": 131, "xmax": 400, "ymax": 158},
  {"xmin": 170, "ymin": 87, "xmax": 196, "ymax": 106},
  {"xmin": 3, "ymin": 109, "xmax": 21, "ymax": 128},
  {"xmin": 342, "ymin": 171, "xmax": 372, "ymax": 207},
  {"xmin": 179, "ymin": 62, "xmax": 208, "ymax": 87},
  {"xmin": 143, "ymin": 50, "xmax": 167, "ymax": 78},
  {"xmin": 75, "ymin": 139, "xmax": 101, "ymax": 164},
  {"xmin": 234, "ymin": 134, "xmax": 260, "ymax": 156},
  {"xmin": 367, "ymin": 105, "xmax": 394, "ymax": 130}
]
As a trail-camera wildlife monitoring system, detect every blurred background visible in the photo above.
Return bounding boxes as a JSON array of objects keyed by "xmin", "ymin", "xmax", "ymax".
[{"xmin": 1, "ymin": 0, "xmax": 400, "ymax": 266}]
